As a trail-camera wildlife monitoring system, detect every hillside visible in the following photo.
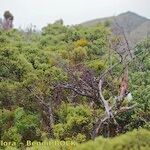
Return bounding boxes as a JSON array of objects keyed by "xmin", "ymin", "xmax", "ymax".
[{"xmin": 81, "ymin": 11, "xmax": 150, "ymax": 46}]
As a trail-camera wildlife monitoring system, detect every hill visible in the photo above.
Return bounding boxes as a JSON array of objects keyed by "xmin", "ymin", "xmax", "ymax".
[{"xmin": 81, "ymin": 11, "xmax": 150, "ymax": 46}]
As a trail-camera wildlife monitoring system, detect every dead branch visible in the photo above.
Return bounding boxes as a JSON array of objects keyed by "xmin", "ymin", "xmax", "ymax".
[
  {"xmin": 92, "ymin": 116, "xmax": 109, "ymax": 139},
  {"xmin": 59, "ymin": 84, "xmax": 94, "ymax": 99},
  {"xmin": 114, "ymin": 104, "xmax": 137, "ymax": 116},
  {"xmin": 113, "ymin": 17, "xmax": 133, "ymax": 59},
  {"xmin": 98, "ymin": 79, "xmax": 114, "ymax": 118},
  {"xmin": 99, "ymin": 61, "xmax": 121, "ymax": 80},
  {"xmin": 26, "ymin": 86, "xmax": 54, "ymax": 137}
]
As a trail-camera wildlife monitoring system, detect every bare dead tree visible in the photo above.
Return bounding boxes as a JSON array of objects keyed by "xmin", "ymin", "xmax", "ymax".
[
  {"xmin": 55, "ymin": 21, "xmax": 138, "ymax": 139},
  {"xmin": 55, "ymin": 62, "xmax": 136, "ymax": 138}
]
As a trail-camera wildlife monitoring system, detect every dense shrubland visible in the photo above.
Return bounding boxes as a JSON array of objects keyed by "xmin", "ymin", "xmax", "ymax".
[{"xmin": 0, "ymin": 19, "xmax": 150, "ymax": 149}]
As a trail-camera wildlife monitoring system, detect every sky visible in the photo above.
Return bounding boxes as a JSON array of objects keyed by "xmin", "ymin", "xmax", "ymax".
[{"xmin": 0, "ymin": 0, "xmax": 150, "ymax": 29}]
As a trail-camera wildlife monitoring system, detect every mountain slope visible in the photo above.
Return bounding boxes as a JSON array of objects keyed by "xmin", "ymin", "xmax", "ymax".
[
  {"xmin": 114, "ymin": 11, "xmax": 149, "ymax": 33},
  {"xmin": 129, "ymin": 21, "xmax": 150, "ymax": 45},
  {"xmin": 81, "ymin": 11, "xmax": 150, "ymax": 46}
]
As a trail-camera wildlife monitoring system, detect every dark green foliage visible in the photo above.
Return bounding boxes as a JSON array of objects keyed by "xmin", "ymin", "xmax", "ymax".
[{"xmin": 0, "ymin": 107, "xmax": 40, "ymax": 147}]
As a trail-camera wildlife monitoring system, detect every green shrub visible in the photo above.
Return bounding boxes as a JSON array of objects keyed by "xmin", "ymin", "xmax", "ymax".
[
  {"xmin": 74, "ymin": 129, "xmax": 150, "ymax": 150},
  {"xmin": 53, "ymin": 103, "xmax": 94, "ymax": 142}
]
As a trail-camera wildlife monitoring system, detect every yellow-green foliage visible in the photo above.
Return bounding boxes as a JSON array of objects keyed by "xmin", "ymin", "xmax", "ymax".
[
  {"xmin": 53, "ymin": 103, "xmax": 93, "ymax": 143},
  {"xmin": 59, "ymin": 49, "xmax": 69, "ymax": 59},
  {"xmin": 87, "ymin": 59, "xmax": 106, "ymax": 73},
  {"xmin": 74, "ymin": 39, "xmax": 88, "ymax": 47},
  {"xmin": 5, "ymin": 129, "xmax": 149, "ymax": 150},
  {"xmin": 25, "ymin": 140, "xmax": 77, "ymax": 150},
  {"xmin": 75, "ymin": 129, "xmax": 150, "ymax": 150},
  {"xmin": 5, "ymin": 140, "xmax": 77, "ymax": 150},
  {"xmin": 70, "ymin": 47, "xmax": 87, "ymax": 63}
]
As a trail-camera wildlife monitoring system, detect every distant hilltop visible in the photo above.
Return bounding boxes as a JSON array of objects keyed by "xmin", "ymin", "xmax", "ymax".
[{"xmin": 80, "ymin": 11, "xmax": 150, "ymax": 47}]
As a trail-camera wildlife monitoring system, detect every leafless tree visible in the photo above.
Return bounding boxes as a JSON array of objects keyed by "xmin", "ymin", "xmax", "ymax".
[{"xmin": 55, "ymin": 22, "xmax": 137, "ymax": 138}]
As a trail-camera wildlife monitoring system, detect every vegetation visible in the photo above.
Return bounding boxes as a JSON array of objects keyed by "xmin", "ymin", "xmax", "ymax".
[{"xmin": 0, "ymin": 11, "xmax": 150, "ymax": 149}]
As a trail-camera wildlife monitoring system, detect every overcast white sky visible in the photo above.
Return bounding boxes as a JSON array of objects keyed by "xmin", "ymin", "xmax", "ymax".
[{"xmin": 0, "ymin": 0, "xmax": 150, "ymax": 29}]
